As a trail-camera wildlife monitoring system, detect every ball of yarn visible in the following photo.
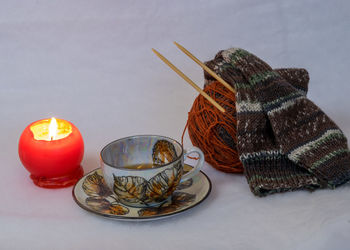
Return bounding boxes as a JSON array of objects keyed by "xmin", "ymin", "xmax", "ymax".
[{"xmin": 187, "ymin": 81, "xmax": 243, "ymax": 173}]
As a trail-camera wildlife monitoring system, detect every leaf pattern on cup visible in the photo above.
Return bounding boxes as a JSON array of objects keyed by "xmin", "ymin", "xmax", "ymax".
[
  {"xmin": 85, "ymin": 197, "xmax": 129, "ymax": 215},
  {"xmin": 82, "ymin": 171, "xmax": 113, "ymax": 197},
  {"xmin": 152, "ymin": 140, "xmax": 178, "ymax": 166},
  {"xmin": 137, "ymin": 192, "xmax": 196, "ymax": 217},
  {"xmin": 112, "ymin": 161, "xmax": 183, "ymax": 205},
  {"xmin": 144, "ymin": 161, "xmax": 182, "ymax": 203},
  {"xmin": 112, "ymin": 175, "xmax": 147, "ymax": 204}
]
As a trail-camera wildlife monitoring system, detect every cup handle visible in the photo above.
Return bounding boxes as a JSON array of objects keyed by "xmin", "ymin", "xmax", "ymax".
[{"xmin": 181, "ymin": 146, "xmax": 205, "ymax": 182}]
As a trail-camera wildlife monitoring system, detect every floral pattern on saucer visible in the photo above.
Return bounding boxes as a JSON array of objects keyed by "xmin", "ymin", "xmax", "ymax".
[
  {"xmin": 138, "ymin": 192, "xmax": 195, "ymax": 216},
  {"xmin": 82, "ymin": 172, "xmax": 129, "ymax": 215},
  {"xmin": 73, "ymin": 165, "xmax": 211, "ymax": 221}
]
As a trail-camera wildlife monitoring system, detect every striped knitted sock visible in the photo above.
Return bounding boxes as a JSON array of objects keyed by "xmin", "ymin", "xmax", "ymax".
[
  {"xmin": 220, "ymin": 48, "xmax": 350, "ymax": 189},
  {"xmin": 205, "ymin": 51, "xmax": 321, "ymax": 195}
]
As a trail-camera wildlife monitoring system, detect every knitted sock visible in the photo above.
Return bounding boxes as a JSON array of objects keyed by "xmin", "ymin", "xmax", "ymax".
[
  {"xmin": 218, "ymin": 48, "xmax": 350, "ymax": 189},
  {"xmin": 205, "ymin": 54, "xmax": 319, "ymax": 195},
  {"xmin": 204, "ymin": 66, "xmax": 309, "ymax": 171},
  {"xmin": 205, "ymin": 48, "xmax": 350, "ymax": 195}
]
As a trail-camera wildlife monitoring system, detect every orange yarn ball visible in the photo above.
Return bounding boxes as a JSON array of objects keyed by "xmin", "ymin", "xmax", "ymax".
[{"xmin": 186, "ymin": 81, "xmax": 243, "ymax": 173}]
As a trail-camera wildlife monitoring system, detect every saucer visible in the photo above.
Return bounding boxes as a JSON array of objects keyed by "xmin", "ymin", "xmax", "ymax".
[{"xmin": 72, "ymin": 164, "xmax": 212, "ymax": 221}]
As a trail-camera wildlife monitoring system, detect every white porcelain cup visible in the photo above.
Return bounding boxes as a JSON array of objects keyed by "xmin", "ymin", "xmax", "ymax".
[{"xmin": 100, "ymin": 135, "xmax": 204, "ymax": 208}]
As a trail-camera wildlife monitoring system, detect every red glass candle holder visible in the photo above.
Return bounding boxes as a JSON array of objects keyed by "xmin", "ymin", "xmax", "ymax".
[{"xmin": 18, "ymin": 118, "xmax": 84, "ymax": 188}]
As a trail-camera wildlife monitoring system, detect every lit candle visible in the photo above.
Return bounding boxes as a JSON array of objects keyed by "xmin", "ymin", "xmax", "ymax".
[{"xmin": 18, "ymin": 117, "xmax": 84, "ymax": 188}]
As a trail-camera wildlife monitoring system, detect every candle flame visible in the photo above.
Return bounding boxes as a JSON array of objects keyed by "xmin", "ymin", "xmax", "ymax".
[
  {"xmin": 30, "ymin": 118, "xmax": 72, "ymax": 141},
  {"xmin": 48, "ymin": 117, "xmax": 58, "ymax": 141}
]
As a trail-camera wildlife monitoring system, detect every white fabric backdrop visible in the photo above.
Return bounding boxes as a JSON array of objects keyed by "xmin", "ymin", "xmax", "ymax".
[{"xmin": 1, "ymin": 0, "xmax": 350, "ymax": 249}]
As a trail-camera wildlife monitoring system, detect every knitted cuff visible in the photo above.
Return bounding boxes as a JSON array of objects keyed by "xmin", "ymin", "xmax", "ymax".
[
  {"xmin": 204, "ymin": 49, "xmax": 308, "ymax": 103},
  {"xmin": 204, "ymin": 67, "xmax": 309, "ymax": 94},
  {"xmin": 244, "ymin": 155, "xmax": 322, "ymax": 196}
]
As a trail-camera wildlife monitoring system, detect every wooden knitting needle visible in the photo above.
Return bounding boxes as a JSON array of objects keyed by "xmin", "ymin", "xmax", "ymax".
[
  {"xmin": 173, "ymin": 42, "xmax": 236, "ymax": 94},
  {"xmin": 152, "ymin": 48, "xmax": 225, "ymax": 113}
]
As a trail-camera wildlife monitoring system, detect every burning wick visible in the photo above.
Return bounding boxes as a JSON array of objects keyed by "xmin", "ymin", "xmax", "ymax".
[{"xmin": 48, "ymin": 117, "xmax": 58, "ymax": 141}]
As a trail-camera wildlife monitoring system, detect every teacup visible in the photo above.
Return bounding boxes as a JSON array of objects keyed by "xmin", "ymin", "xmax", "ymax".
[{"xmin": 100, "ymin": 135, "xmax": 204, "ymax": 208}]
